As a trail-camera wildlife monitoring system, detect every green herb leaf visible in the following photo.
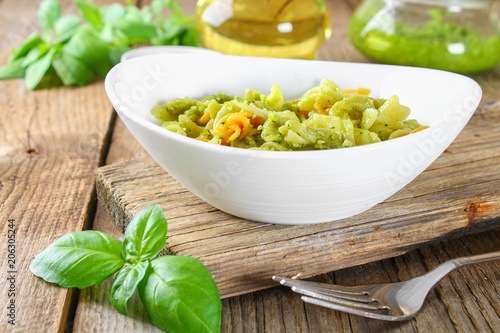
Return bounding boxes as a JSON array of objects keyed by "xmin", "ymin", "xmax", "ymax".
[
  {"xmin": 22, "ymin": 44, "xmax": 49, "ymax": 68},
  {"xmin": 110, "ymin": 261, "xmax": 149, "ymax": 316},
  {"xmin": 75, "ymin": 0, "xmax": 103, "ymax": 28},
  {"xmin": 109, "ymin": 43, "xmax": 131, "ymax": 65},
  {"xmin": 52, "ymin": 51, "xmax": 94, "ymax": 86},
  {"xmin": 0, "ymin": 58, "xmax": 26, "ymax": 79},
  {"xmin": 53, "ymin": 15, "xmax": 82, "ymax": 43},
  {"xmin": 138, "ymin": 256, "xmax": 222, "ymax": 333},
  {"xmin": 122, "ymin": 204, "xmax": 167, "ymax": 262},
  {"xmin": 30, "ymin": 231, "xmax": 126, "ymax": 289},
  {"xmin": 122, "ymin": 5, "xmax": 144, "ymax": 23},
  {"xmin": 151, "ymin": 0, "xmax": 164, "ymax": 15},
  {"xmin": 63, "ymin": 30, "xmax": 112, "ymax": 77},
  {"xmin": 111, "ymin": 19, "xmax": 158, "ymax": 42},
  {"xmin": 25, "ymin": 48, "xmax": 56, "ymax": 90},
  {"xmin": 101, "ymin": 3, "xmax": 126, "ymax": 23},
  {"xmin": 164, "ymin": 0, "xmax": 182, "ymax": 11},
  {"xmin": 1, "ymin": 0, "xmax": 200, "ymax": 89},
  {"xmin": 38, "ymin": 0, "xmax": 62, "ymax": 31},
  {"xmin": 10, "ymin": 33, "xmax": 43, "ymax": 62},
  {"xmin": 153, "ymin": 10, "xmax": 199, "ymax": 46}
]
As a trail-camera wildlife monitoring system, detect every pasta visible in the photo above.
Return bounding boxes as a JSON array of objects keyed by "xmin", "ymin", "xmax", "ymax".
[{"xmin": 151, "ymin": 79, "xmax": 428, "ymax": 150}]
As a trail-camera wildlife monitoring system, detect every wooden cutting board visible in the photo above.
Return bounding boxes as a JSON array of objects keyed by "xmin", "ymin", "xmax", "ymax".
[{"xmin": 96, "ymin": 102, "xmax": 500, "ymax": 299}]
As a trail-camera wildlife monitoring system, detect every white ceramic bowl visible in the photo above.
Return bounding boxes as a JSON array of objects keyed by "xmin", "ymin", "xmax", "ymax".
[{"xmin": 105, "ymin": 54, "xmax": 482, "ymax": 225}]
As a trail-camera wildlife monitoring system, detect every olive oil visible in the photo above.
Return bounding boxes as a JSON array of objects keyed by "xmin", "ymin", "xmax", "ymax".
[{"xmin": 196, "ymin": 0, "xmax": 331, "ymax": 59}]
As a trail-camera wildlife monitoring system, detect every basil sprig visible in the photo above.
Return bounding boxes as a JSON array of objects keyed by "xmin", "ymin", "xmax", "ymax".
[
  {"xmin": 30, "ymin": 204, "xmax": 222, "ymax": 333},
  {"xmin": 0, "ymin": 0, "xmax": 199, "ymax": 90}
]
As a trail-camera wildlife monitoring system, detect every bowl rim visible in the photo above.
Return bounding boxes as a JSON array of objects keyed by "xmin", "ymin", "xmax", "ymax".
[{"xmin": 120, "ymin": 45, "xmax": 221, "ymax": 62}]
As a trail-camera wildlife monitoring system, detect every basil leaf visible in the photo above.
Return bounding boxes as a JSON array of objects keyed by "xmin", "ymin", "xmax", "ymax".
[
  {"xmin": 151, "ymin": 0, "xmax": 164, "ymax": 15},
  {"xmin": 30, "ymin": 230, "xmax": 125, "ymax": 289},
  {"xmin": 55, "ymin": 15, "xmax": 81, "ymax": 35},
  {"xmin": 109, "ymin": 43, "xmax": 131, "ymax": 65},
  {"xmin": 22, "ymin": 44, "xmax": 49, "ymax": 68},
  {"xmin": 180, "ymin": 27, "xmax": 200, "ymax": 47},
  {"xmin": 63, "ymin": 30, "xmax": 112, "ymax": 77},
  {"xmin": 38, "ymin": 0, "xmax": 62, "ymax": 31},
  {"xmin": 123, "ymin": 5, "xmax": 147, "ymax": 23},
  {"xmin": 111, "ymin": 19, "xmax": 158, "ymax": 42},
  {"xmin": 102, "ymin": 3, "xmax": 126, "ymax": 23},
  {"xmin": 122, "ymin": 204, "xmax": 167, "ymax": 262},
  {"xmin": 110, "ymin": 261, "xmax": 149, "ymax": 316},
  {"xmin": 164, "ymin": 0, "xmax": 182, "ymax": 11},
  {"xmin": 0, "ymin": 58, "xmax": 26, "ymax": 79},
  {"xmin": 10, "ymin": 33, "xmax": 42, "ymax": 61},
  {"xmin": 76, "ymin": 0, "xmax": 103, "ymax": 28},
  {"xmin": 25, "ymin": 48, "xmax": 56, "ymax": 90},
  {"xmin": 138, "ymin": 256, "xmax": 222, "ymax": 333},
  {"xmin": 53, "ymin": 15, "xmax": 82, "ymax": 43},
  {"xmin": 53, "ymin": 51, "xmax": 94, "ymax": 86}
]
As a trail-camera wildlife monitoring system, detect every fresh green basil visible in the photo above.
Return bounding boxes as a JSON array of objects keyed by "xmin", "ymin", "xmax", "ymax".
[
  {"xmin": 0, "ymin": 58, "xmax": 26, "ymax": 79},
  {"xmin": 122, "ymin": 203, "xmax": 167, "ymax": 262},
  {"xmin": 10, "ymin": 33, "xmax": 43, "ymax": 62},
  {"xmin": 38, "ymin": 0, "xmax": 62, "ymax": 31},
  {"xmin": 25, "ymin": 48, "xmax": 56, "ymax": 90},
  {"xmin": 22, "ymin": 44, "xmax": 50, "ymax": 68},
  {"xmin": 54, "ymin": 15, "xmax": 82, "ymax": 43},
  {"xmin": 75, "ymin": 0, "xmax": 104, "ymax": 29},
  {"xmin": 30, "ymin": 230, "xmax": 125, "ymax": 289},
  {"xmin": 0, "ymin": 0, "xmax": 199, "ymax": 90},
  {"xmin": 63, "ymin": 30, "xmax": 112, "ymax": 77},
  {"xmin": 30, "ymin": 204, "xmax": 221, "ymax": 332},
  {"xmin": 138, "ymin": 256, "xmax": 222, "ymax": 333},
  {"xmin": 111, "ymin": 19, "xmax": 158, "ymax": 42},
  {"xmin": 110, "ymin": 261, "xmax": 149, "ymax": 316},
  {"xmin": 52, "ymin": 51, "xmax": 94, "ymax": 86}
]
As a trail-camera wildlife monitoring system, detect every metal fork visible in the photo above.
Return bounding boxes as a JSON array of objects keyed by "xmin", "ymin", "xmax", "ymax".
[{"xmin": 273, "ymin": 251, "xmax": 500, "ymax": 321}]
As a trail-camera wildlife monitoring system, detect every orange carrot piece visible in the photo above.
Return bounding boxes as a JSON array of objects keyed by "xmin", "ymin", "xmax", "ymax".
[
  {"xmin": 298, "ymin": 108, "xmax": 309, "ymax": 118},
  {"xmin": 197, "ymin": 112, "xmax": 211, "ymax": 125},
  {"xmin": 342, "ymin": 88, "xmax": 371, "ymax": 95},
  {"xmin": 213, "ymin": 111, "xmax": 253, "ymax": 142},
  {"xmin": 314, "ymin": 102, "xmax": 328, "ymax": 115},
  {"xmin": 411, "ymin": 126, "xmax": 430, "ymax": 134}
]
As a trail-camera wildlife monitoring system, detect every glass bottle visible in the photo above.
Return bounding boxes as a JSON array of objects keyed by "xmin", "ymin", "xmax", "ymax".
[
  {"xmin": 349, "ymin": 0, "xmax": 500, "ymax": 73},
  {"xmin": 196, "ymin": 0, "xmax": 331, "ymax": 59}
]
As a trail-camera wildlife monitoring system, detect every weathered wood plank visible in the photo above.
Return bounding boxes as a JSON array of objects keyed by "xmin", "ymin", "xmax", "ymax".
[
  {"xmin": 0, "ymin": 0, "xmax": 117, "ymax": 332},
  {"xmin": 95, "ymin": 101, "xmax": 500, "ymax": 299},
  {"xmin": 217, "ymin": 230, "xmax": 500, "ymax": 333}
]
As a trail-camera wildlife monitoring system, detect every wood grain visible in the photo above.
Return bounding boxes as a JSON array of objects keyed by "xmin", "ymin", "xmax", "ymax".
[
  {"xmin": 95, "ymin": 102, "xmax": 500, "ymax": 299},
  {"xmin": 0, "ymin": 0, "xmax": 117, "ymax": 332}
]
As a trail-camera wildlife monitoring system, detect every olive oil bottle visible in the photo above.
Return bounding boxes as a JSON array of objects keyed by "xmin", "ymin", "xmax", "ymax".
[{"xmin": 196, "ymin": 0, "xmax": 331, "ymax": 59}]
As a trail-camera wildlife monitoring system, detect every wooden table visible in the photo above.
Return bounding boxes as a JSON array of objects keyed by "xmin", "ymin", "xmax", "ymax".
[{"xmin": 1, "ymin": 0, "xmax": 499, "ymax": 332}]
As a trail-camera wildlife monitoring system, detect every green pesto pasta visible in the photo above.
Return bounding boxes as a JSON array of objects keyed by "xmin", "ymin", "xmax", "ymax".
[{"xmin": 151, "ymin": 79, "xmax": 427, "ymax": 151}]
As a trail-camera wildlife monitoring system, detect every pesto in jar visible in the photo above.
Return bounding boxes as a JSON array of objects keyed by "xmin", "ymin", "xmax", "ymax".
[{"xmin": 349, "ymin": 8, "xmax": 500, "ymax": 73}]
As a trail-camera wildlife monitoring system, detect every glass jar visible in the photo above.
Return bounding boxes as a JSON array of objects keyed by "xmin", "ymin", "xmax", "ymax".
[
  {"xmin": 349, "ymin": 0, "xmax": 500, "ymax": 73},
  {"xmin": 196, "ymin": 0, "xmax": 331, "ymax": 59}
]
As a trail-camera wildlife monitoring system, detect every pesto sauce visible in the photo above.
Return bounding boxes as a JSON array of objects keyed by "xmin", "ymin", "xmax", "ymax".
[{"xmin": 349, "ymin": 9, "xmax": 500, "ymax": 73}]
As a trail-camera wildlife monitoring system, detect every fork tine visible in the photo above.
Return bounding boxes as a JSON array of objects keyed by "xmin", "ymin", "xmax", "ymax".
[
  {"xmin": 292, "ymin": 286, "xmax": 388, "ymax": 311},
  {"xmin": 273, "ymin": 276, "xmax": 368, "ymax": 296},
  {"xmin": 273, "ymin": 276, "xmax": 375, "ymax": 302},
  {"xmin": 291, "ymin": 286, "xmax": 383, "ymax": 309},
  {"xmin": 301, "ymin": 296, "xmax": 404, "ymax": 321}
]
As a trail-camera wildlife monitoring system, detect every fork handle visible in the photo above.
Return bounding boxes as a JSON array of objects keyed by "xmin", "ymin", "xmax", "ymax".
[
  {"xmin": 452, "ymin": 251, "xmax": 500, "ymax": 268},
  {"xmin": 418, "ymin": 251, "xmax": 500, "ymax": 294}
]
